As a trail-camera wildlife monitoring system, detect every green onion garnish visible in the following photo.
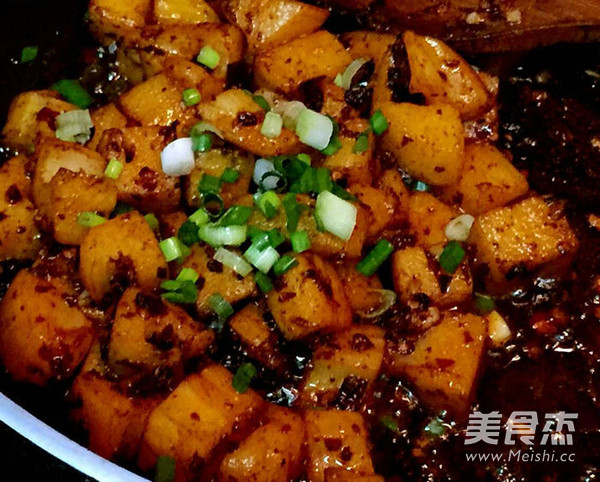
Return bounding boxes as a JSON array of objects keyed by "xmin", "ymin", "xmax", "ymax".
[
  {"xmin": 290, "ymin": 230, "xmax": 311, "ymax": 253},
  {"xmin": 356, "ymin": 239, "xmax": 394, "ymax": 276},
  {"xmin": 77, "ymin": 211, "xmax": 106, "ymax": 228},
  {"xmin": 155, "ymin": 455, "xmax": 176, "ymax": 482},
  {"xmin": 21, "ymin": 46, "xmax": 38, "ymax": 63},
  {"xmin": 208, "ymin": 292, "xmax": 234, "ymax": 321},
  {"xmin": 380, "ymin": 415, "xmax": 400, "ymax": 433},
  {"xmin": 213, "ymin": 247, "xmax": 253, "ymax": 277},
  {"xmin": 161, "ymin": 279, "xmax": 198, "ymax": 304},
  {"xmin": 320, "ymin": 134, "xmax": 342, "ymax": 156},
  {"xmin": 331, "ymin": 183, "xmax": 357, "ymax": 202},
  {"xmin": 475, "ymin": 294, "xmax": 495, "ymax": 314},
  {"xmin": 248, "ymin": 228, "xmax": 285, "ymax": 250},
  {"xmin": 198, "ymin": 174, "xmax": 222, "ymax": 194},
  {"xmin": 256, "ymin": 191, "xmax": 280, "ymax": 219},
  {"xmin": 315, "ymin": 191, "xmax": 357, "ymax": 241},
  {"xmin": 252, "ymin": 95, "xmax": 271, "ymax": 112},
  {"xmin": 244, "ymin": 243, "xmax": 280, "ymax": 273},
  {"xmin": 192, "ymin": 132, "xmax": 212, "ymax": 152},
  {"xmin": 232, "ymin": 362, "xmax": 257, "ymax": 394},
  {"xmin": 159, "ymin": 237, "xmax": 189, "ymax": 262},
  {"xmin": 198, "ymin": 224, "xmax": 247, "ymax": 247},
  {"xmin": 297, "ymin": 153, "xmax": 311, "ymax": 165},
  {"xmin": 273, "ymin": 255, "xmax": 298, "ymax": 276},
  {"xmin": 254, "ymin": 271, "xmax": 274, "ymax": 293},
  {"xmin": 196, "ymin": 45, "xmax": 220, "ymax": 69},
  {"xmin": 353, "ymin": 132, "xmax": 369, "ymax": 154},
  {"xmin": 189, "ymin": 208, "xmax": 210, "ymax": 226},
  {"xmin": 104, "ymin": 158, "xmax": 123, "ymax": 179},
  {"xmin": 178, "ymin": 220, "xmax": 201, "ymax": 245},
  {"xmin": 176, "ymin": 267, "xmax": 200, "ymax": 283},
  {"xmin": 370, "ymin": 109, "xmax": 389, "ymax": 135},
  {"xmin": 144, "ymin": 213, "xmax": 159, "ymax": 231},
  {"xmin": 424, "ymin": 415, "xmax": 447, "ymax": 439},
  {"xmin": 282, "ymin": 193, "xmax": 302, "ymax": 233},
  {"xmin": 51, "ymin": 79, "xmax": 93, "ymax": 109},
  {"xmin": 261, "ymin": 112, "xmax": 283, "ymax": 139},
  {"xmin": 295, "ymin": 109, "xmax": 334, "ymax": 150},
  {"xmin": 182, "ymin": 88, "xmax": 201, "ymax": 107},
  {"xmin": 412, "ymin": 180, "xmax": 430, "ymax": 192},
  {"xmin": 217, "ymin": 205, "xmax": 253, "ymax": 227},
  {"xmin": 220, "ymin": 168, "xmax": 240, "ymax": 184},
  {"xmin": 439, "ymin": 241, "xmax": 465, "ymax": 274}
]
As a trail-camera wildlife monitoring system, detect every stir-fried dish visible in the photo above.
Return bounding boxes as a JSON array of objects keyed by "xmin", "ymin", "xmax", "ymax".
[{"xmin": 0, "ymin": 0, "xmax": 599, "ymax": 480}]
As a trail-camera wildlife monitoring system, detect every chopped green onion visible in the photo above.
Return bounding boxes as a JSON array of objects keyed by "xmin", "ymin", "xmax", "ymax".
[
  {"xmin": 424, "ymin": 415, "xmax": 447, "ymax": 439},
  {"xmin": 198, "ymin": 174, "xmax": 222, "ymax": 194},
  {"xmin": 290, "ymin": 166, "xmax": 333, "ymax": 194},
  {"xmin": 214, "ymin": 247, "xmax": 253, "ymax": 277},
  {"xmin": 161, "ymin": 280, "xmax": 197, "ymax": 303},
  {"xmin": 201, "ymin": 192, "xmax": 225, "ymax": 219},
  {"xmin": 261, "ymin": 112, "xmax": 283, "ymax": 139},
  {"xmin": 159, "ymin": 237, "xmax": 189, "ymax": 262},
  {"xmin": 208, "ymin": 292, "xmax": 234, "ymax": 321},
  {"xmin": 290, "ymin": 230, "xmax": 311, "ymax": 253},
  {"xmin": 273, "ymin": 255, "xmax": 298, "ymax": 276},
  {"xmin": 176, "ymin": 267, "xmax": 199, "ymax": 283},
  {"xmin": 253, "ymin": 95, "xmax": 271, "ymax": 112},
  {"xmin": 320, "ymin": 134, "xmax": 342, "ymax": 156},
  {"xmin": 254, "ymin": 271, "xmax": 274, "ymax": 293},
  {"xmin": 189, "ymin": 208, "xmax": 210, "ymax": 226},
  {"xmin": 475, "ymin": 294, "xmax": 495, "ymax": 314},
  {"xmin": 315, "ymin": 191, "xmax": 357, "ymax": 241},
  {"xmin": 412, "ymin": 180, "xmax": 430, "ymax": 192},
  {"xmin": 232, "ymin": 362, "xmax": 257, "ymax": 394},
  {"xmin": 337, "ymin": 58, "xmax": 369, "ymax": 90},
  {"xmin": 192, "ymin": 132, "xmax": 212, "ymax": 152},
  {"xmin": 273, "ymin": 156, "xmax": 308, "ymax": 182},
  {"xmin": 256, "ymin": 191, "xmax": 280, "ymax": 219},
  {"xmin": 155, "ymin": 455, "xmax": 176, "ymax": 482},
  {"xmin": 356, "ymin": 239, "xmax": 394, "ymax": 276},
  {"xmin": 283, "ymin": 193, "xmax": 302, "ymax": 233},
  {"xmin": 196, "ymin": 45, "xmax": 220, "ymax": 69},
  {"xmin": 144, "ymin": 213, "xmax": 159, "ymax": 231},
  {"xmin": 272, "ymin": 100, "xmax": 306, "ymax": 130},
  {"xmin": 438, "ymin": 241, "xmax": 465, "ymax": 274},
  {"xmin": 259, "ymin": 171, "xmax": 287, "ymax": 192},
  {"xmin": 297, "ymin": 153, "xmax": 311, "ymax": 165},
  {"xmin": 220, "ymin": 168, "xmax": 240, "ymax": 184},
  {"xmin": 51, "ymin": 79, "xmax": 93, "ymax": 109},
  {"xmin": 248, "ymin": 228, "xmax": 285, "ymax": 250},
  {"xmin": 295, "ymin": 109, "xmax": 333, "ymax": 150},
  {"xmin": 189, "ymin": 121, "xmax": 222, "ymax": 139},
  {"xmin": 21, "ymin": 46, "xmax": 38, "ymax": 63},
  {"xmin": 334, "ymin": 73, "xmax": 344, "ymax": 88},
  {"xmin": 104, "ymin": 158, "xmax": 123, "ymax": 179},
  {"xmin": 77, "ymin": 211, "xmax": 106, "ymax": 228},
  {"xmin": 380, "ymin": 415, "xmax": 400, "ymax": 433},
  {"xmin": 55, "ymin": 109, "xmax": 93, "ymax": 144},
  {"xmin": 331, "ymin": 183, "xmax": 357, "ymax": 202},
  {"xmin": 353, "ymin": 132, "xmax": 369, "ymax": 154},
  {"xmin": 244, "ymin": 244, "xmax": 280, "ymax": 273},
  {"xmin": 182, "ymin": 88, "xmax": 201, "ymax": 106},
  {"xmin": 217, "ymin": 205, "xmax": 253, "ymax": 227},
  {"xmin": 178, "ymin": 220, "xmax": 201, "ymax": 245},
  {"xmin": 370, "ymin": 109, "xmax": 389, "ymax": 135},
  {"xmin": 198, "ymin": 224, "xmax": 247, "ymax": 247}
]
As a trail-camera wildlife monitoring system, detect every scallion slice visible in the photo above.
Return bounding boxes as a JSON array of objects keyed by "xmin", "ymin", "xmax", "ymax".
[
  {"xmin": 352, "ymin": 132, "xmax": 369, "ymax": 154},
  {"xmin": 21, "ymin": 46, "xmax": 38, "ymax": 63},
  {"xmin": 282, "ymin": 193, "xmax": 302, "ymax": 233},
  {"xmin": 214, "ymin": 247, "xmax": 253, "ymax": 277},
  {"xmin": 256, "ymin": 191, "xmax": 280, "ymax": 219},
  {"xmin": 189, "ymin": 208, "xmax": 210, "ymax": 226},
  {"xmin": 244, "ymin": 244, "xmax": 280, "ymax": 273},
  {"xmin": 273, "ymin": 255, "xmax": 298, "ymax": 276},
  {"xmin": 475, "ymin": 294, "xmax": 495, "ymax": 314},
  {"xmin": 254, "ymin": 271, "xmax": 274, "ymax": 293},
  {"xmin": 196, "ymin": 45, "xmax": 221, "ymax": 69},
  {"xmin": 290, "ymin": 230, "xmax": 311, "ymax": 253},
  {"xmin": 337, "ymin": 57, "xmax": 369, "ymax": 90},
  {"xmin": 77, "ymin": 211, "xmax": 106, "ymax": 228},
  {"xmin": 261, "ymin": 111, "xmax": 283, "ymax": 139},
  {"xmin": 189, "ymin": 121, "xmax": 223, "ymax": 139},
  {"xmin": 232, "ymin": 362, "xmax": 256, "ymax": 393},
  {"xmin": 355, "ymin": 239, "xmax": 394, "ymax": 276},
  {"xmin": 155, "ymin": 455, "xmax": 176, "ymax": 482},
  {"xmin": 438, "ymin": 241, "xmax": 465, "ymax": 274},
  {"xmin": 198, "ymin": 174, "xmax": 222, "ymax": 194},
  {"xmin": 104, "ymin": 158, "xmax": 123, "ymax": 179},
  {"xmin": 295, "ymin": 109, "xmax": 333, "ymax": 150},
  {"xmin": 208, "ymin": 293, "xmax": 234, "ymax": 323},
  {"xmin": 178, "ymin": 220, "xmax": 201, "ymax": 245},
  {"xmin": 412, "ymin": 180, "xmax": 430, "ymax": 192},
  {"xmin": 201, "ymin": 192, "xmax": 225, "ymax": 219},
  {"xmin": 320, "ymin": 134, "xmax": 342, "ymax": 156},
  {"xmin": 315, "ymin": 191, "xmax": 357, "ymax": 241},
  {"xmin": 370, "ymin": 109, "xmax": 389, "ymax": 135},
  {"xmin": 176, "ymin": 267, "xmax": 199, "ymax": 283},
  {"xmin": 144, "ymin": 213, "xmax": 159, "ymax": 231},
  {"xmin": 192, "ymin": 132, "xmax": 212, "ymax": 152},
  {"xmin": 297, "ymin": 153, "xmax": 311, "ymax": 165},
  {"xmin": 217, "ymin": 206, "xmax": 253, "ymax": 226},
  {"xmin": 253, "ymin": 94, "xmax": 271, "ymax": 112},
  {"xmin": 220, "ymin": 168, "xmax": 240, "ymax": 183},
  {"xmin": 51, "ymin": 79, "xmax": 93, "ymax": 109},
  {"xmin": 198, "ymin": 224, "xmax": 247, "ymax": 247},
  {"xmin": 182, "ymin": 88, "xmax": 201, "ymax": 106},
  {"xmin": 161, "ymin": 137, "xmax": 195, "ymax": 176},
  {"xmin": 159, "ymin": 237, "xmax": 189, "ymax": 262}
]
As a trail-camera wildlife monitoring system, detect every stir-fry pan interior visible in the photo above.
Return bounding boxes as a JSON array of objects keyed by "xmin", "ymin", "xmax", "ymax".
[{"xmin": 0, "ymin": 0, "xmax": 599, "ymax": 480}]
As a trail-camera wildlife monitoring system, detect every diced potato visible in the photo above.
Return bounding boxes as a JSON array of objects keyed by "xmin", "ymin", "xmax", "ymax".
[
  {"xmin": 138, "ymin": 365, "xmax": 264, "ymax": 479},
  {"xmin": 253, "ymin": 31, "xmax": 352, "ymax": 93},
  {"xmin": 108, "ymin": 288, "xmax": 214, "ymax": 381},
  {"xmin": 184, "ymin": 148, "xmax": 253, "ymax": 208},
  {"xmin": 392, "ymin": 247, "xmax": 472, "ymax": 307},
  {"xmin": 342, "ymin": 31, "xmax": 397, "ymax": 64},
  {"xmin": 219, "ymin": 409, "xmax": 304, "ymax": 481},
  {"xmin": 403, "ymin": 31, "xmax": 490, "ymax": 120},
  {"xmin": 441, "ymin": 143, "xmax": 529, "ymax": 215},
  {"xmin": 266, "ymin": 253, "xmax": 352, "ymax": 339},
  {"xmin": 88, "ymin": 103, "xmax": 128, "ymax": 151},
  {"xmin": 0, "ymin": 156, "xmax": 42, "ymax": 261},
  {"xmin": 1, "ymin": 90, "xmax": 77, "ymax": 151},
  {"xmin": 154, "ymin": 0, "xmax": 220, "ymax": 25},
  {"xmin": 221, "ymin": 0, "xmax": 328, "ymax": 52},
  {"xmin": 371, "ymin": 43, "xmax": 395, "ymax": 110},
  {"xmin": 379, "ymin": 102, "xmax": 464, "ymax": 186},
  {"xmin": 0, "ymin": 270, "xmax": 95, "ymax": 385},
  {"xmin": 79, "ymin": 212, "xmax": 168, "ymax": 301},
  {"xmin": 198, "ymin": 89, "xmax": 303, "ymax": 157},
  {"xmin": 70, "ymin": 344, "xmax": 161, "ymax": 461},
  {"xmin": 408, "ymin": 192, "xmax": 457, "ymax": 248},
  {"xmin": 96, "ymin": 127, "xmax": 181, "ymax": 213},
  {"xmin": 162, "ymin": 56, "xmax": 224, "ymax": 102},
  {"xmin": 301, "ymin": 326, "xmax": 385, "ymax": 406},
  {"xmin": 469, "ymin": 196, "xmax": 579, "ymax": 287},
  {"xmin": 178, "ymin": 244, "xmax": 257, "ymax": 316},
  {"xmin": 43, "ymin": 169, "xmax": 118, "ymax": 245},
  {"xmin": 88, "ymin": 0, "xmax": 151, "ymax": 45},
  {"xmin": 376, "ymin": 169, "xmax": 410, "ymax": 226},
  {"xmin": 389, "ymin": 311, "xmax": 487, "ymax": 418},
  {"xmin": 335, "ymin": 263, "xmax": 384, "ymax": 317},
  {"xmin": 305, "ymin": 409, "xmax": 376, "ymax": 482}
]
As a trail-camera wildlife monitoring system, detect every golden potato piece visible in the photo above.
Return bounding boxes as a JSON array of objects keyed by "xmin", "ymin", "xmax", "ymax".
[
  {"xmin": 379, "ymin": 102, "xmax": 464, "ymax": 186},
  {"xmin": 0, "ymin": 270, "xmax": 95, "ymax": 385},
  {"xmin": 403, "ymin": 31, "xmax": 490, "ymax": 120},
  {"xmin": 266, "ymin": 252, "xmax": 352, "ymax": 339},
  {"xmin": 389, "ymin": 312, "xmax": 487, "ymax": 418},
  {"xmin": 138, "ymin": 365, "xmax": 263, "ymax": 479},
  {"xmin": 253, "ymin": 31, "xmax": 352, "ymax": 93},
  {"xmin": 154, "ymin": 0, "xmax": 220, "ymax": 25},
  {"xmin": 335, "ymin": 263, "xmax": 384, "ymax": 317},
  {"xmin": 408, "ymin": 192, "xmax": 457, "ymax": 248},
  {"xmin": 88, "ymin": 103, "xmax": 128, "ymax": 151},
  {"xmin": 469, "ymin": 196, "xmax": 579, "ymax": 288},
  {"xmin": 162, "ymin": 56, "xmax": 225, "ymax": 102},
  {"xmin": 79, "ymin": 212, "xmax": 168, "ymax": 301},
  {"xmin": 88, "ymin": 0, "xmax": 151, "ymax": 45}
]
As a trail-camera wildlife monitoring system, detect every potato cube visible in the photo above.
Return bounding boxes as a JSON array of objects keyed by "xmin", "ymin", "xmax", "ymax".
[
  {"xmin": 335, "ymin": 263, "xmax": 384, "ymax": 317},
  {"xmin": 88, "ymin": 103, "xmax": 128, "ymax": 151},
  {"xmin": 162, "ymin": 56, "xmax": 224, "ymax": 102},
  {"xmin": 1, "ymin": 90, "xmax": 76, "ymax": 150},
  {"xmin": 154, "ymin": 0, "xmax": 220, "ymax": 25},
  {"xmin": 266, "ymin": 253, "xmax": 352, "ymax": 339},
  {"xmin": 79, "ymin": 212, "xmax": 168, "ymax": 301},
  {"xmin": 138, "ymin": 365, "xmax": 263, "ymax": 479},
  {"xmin": 0, "ymin": 156, "xmax": 42, "ymax": 261},
  {"xmin": 442, "ymin": 143, "xmax": 529, "ymax": 215},
  {"xmin": 301, "ymin": 326, "xmax": 385, "ymax": 406},
  {"xmin": 305, "ymin": 409, "xmax": 376, "ymax": 482},
  {"xmin": 470, "ymin": 196, "xmax": 579, "ymax": 287},
  {"xmin": 253, "ymin": 31, "xmax": 352, "ymax": 93},
  {"xmin": 88, "ymin": 0, "xmax": 151, "ymax": 45},
  {"xmin": 379, "ymin": 102, "xmax": 464, "ymax": 186},
  {"xmin": 390, "ymin": 312, "xmax": 487, "ymax": 418},
  {"xmin": 408, "ymin": 192, "xmax": 457, "ymax": 248},
  {"xmin": 96, "ymin": 127, "xmax": 181, "ymax": 213},
  {"xmin": 341, "ymin": 31, "xmax": 397, "ymax": 65},
  {"xmin": 0, "ymin": 270, "xmax": 95, "ymax": 385}
]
